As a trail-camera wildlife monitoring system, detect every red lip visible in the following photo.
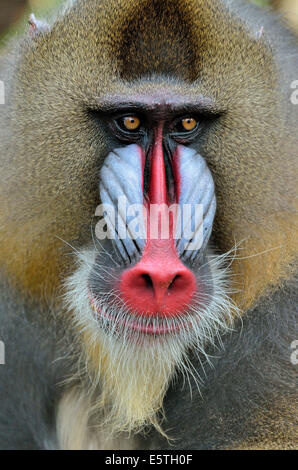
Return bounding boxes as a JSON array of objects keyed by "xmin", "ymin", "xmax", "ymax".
[{"xmin": 88, "ymin": 292, "xmax": 185, "ymax": 335}]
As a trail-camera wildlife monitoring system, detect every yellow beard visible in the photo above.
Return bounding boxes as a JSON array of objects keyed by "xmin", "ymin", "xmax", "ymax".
[
  {"xmin": 83, "ymin": 329, "xmax": 183, "ymax": 436},
  {"xmin": 63, "ymin": 248, "xmax": 237, "ymax": 445}
]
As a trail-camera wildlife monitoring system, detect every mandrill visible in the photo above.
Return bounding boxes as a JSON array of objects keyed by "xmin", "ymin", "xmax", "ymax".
[{"xmin": 0, "ymin": 0, "xmax": 297, "ymax": 450}]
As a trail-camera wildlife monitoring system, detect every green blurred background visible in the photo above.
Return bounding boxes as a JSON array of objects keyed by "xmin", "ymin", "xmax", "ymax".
[
  {"xmin": 0, "ymin": 0, "xmax": 297, "ymax": 40},
  {"xmin": 0, "ymin": 0, "xmax": 61, "ymax": 39}
]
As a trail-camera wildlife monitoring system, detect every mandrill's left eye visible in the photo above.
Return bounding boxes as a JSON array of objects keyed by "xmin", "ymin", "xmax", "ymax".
[
  {"xmin": 181, "ymin": 117, "xmax": 197, "ymax": 131},
  {"xmin": 171, "ymin": 116, "xmax": 200, "ymax": 137}
]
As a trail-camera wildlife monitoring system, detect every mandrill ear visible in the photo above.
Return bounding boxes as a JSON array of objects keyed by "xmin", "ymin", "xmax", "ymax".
[{"xmin": 28, "ymin": 13, "xmax": 49, "ymax": 38}]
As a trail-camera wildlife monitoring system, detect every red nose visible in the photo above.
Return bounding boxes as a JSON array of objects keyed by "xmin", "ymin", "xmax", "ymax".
[
  {"xmin": 119, "ymin": 128, "xmax": 196, "ymax": 318},
  {"xmin": 120, "ymin": 240, "xmax": 196, "ymax": 317}
]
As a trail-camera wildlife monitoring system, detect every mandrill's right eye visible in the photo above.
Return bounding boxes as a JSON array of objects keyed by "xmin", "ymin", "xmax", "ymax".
[{"xmin": 117, "ymin": 115, "xmax": 142, "ymax": 132}]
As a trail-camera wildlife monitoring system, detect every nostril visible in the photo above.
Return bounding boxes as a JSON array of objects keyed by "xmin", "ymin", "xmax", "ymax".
[
  {"xmin": 168, "ymin": 274, "xmax": 180, "ymax": 290},
  {"xmin": 140, "ymin": 271, "xmax": 184, "ymax": 293},
  {"xmin": 141, "ymin": 273, "xmax": 154, "ymax": 290}
]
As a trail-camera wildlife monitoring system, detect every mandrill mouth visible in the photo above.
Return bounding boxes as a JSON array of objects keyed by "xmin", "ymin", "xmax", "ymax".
[{"xmin": 89, "ymin": 292, "xmax": 188, "ymax": 335}]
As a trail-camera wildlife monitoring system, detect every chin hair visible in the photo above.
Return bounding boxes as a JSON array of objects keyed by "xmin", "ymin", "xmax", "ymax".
[{"xmin": 63, "ymin": 246, "xmax": 239, "ymax": 436}]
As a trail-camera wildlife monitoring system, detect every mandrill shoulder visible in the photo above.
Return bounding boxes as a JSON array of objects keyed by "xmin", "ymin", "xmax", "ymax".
[{"xmin": 0, "ymin": 278, "xmax": 73, "ymax": 450}]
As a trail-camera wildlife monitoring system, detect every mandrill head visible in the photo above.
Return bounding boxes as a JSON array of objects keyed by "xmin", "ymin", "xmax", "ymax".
[{"xmin": 65, "ymin": 96, "xmax": 237, "ymax": 435}]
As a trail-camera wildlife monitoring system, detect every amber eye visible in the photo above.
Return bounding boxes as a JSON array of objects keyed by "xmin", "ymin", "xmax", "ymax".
[
  {"xmin": 122, "ymin": 116, "xmax": 141, "ymax": 131},
  {"xmin": 181, "ymin": 117, "xmax": 197, "ymax": 131}
]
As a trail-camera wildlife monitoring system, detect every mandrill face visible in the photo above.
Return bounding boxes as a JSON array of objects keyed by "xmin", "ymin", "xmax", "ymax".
[{"xmin": 64, "ymin": 88, "xmax": 237, "ymax": 435}]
